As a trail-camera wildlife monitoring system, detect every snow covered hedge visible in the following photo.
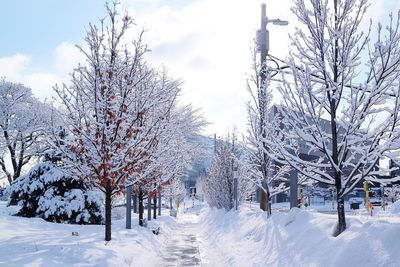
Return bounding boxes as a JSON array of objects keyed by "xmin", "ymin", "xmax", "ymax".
[{"xmin": 8, "ymin": 153, "xmax": 103, "ymax": 224}]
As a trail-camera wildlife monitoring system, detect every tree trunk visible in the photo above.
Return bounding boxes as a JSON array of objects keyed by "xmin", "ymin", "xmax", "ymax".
[
  {"xmin": 138, "ymin": 190, "xmax": 144, "ymax": 226},
  {"xmin": 105, "ymin": 186, "xmax": 112, "ymax": 241},
  {"xmin": 147, "ymin": 196, "xmax": 152, "ymax": 221},
  {"xmin": 158, "ymin": 192, "xmax": 161, "ymax": 216},
  {"xmin": 266, "ymin": 186, "xmax": 271, "ymax": 217},
  {"xmin": 335, "ymin": 195, "xmax": 346, "ymax": 236},
  {"xmin": 133, "ymin": 194, "xmax": 137, "ymax": 213},
  {"xmin": 260, "ymin": 180, "xmax": 268, "ymax": 211},
  {"xmin": 153, "ymin": 192, "xmax": 157, "ymax": 220},
  {"xmin": 331, "ymin": 0, "xmax": 346, "ymax": 237}
]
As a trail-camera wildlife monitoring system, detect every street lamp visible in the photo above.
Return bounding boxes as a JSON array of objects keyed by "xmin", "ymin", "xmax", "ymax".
[
  {"xmin": 256, "ymin": 3, "xmax": 288, "ymax": 212},
  {"xmin": 256, "ymin": 3, "xmax": 289, "ymax": 66},
  {"xmin": 268, "ymin": 19, "xmax": 289, "ymax": 26}
]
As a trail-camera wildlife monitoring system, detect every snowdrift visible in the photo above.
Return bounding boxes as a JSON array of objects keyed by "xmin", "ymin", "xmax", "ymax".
[
  {"xmin": 389, "ymin": 200, "xmax": 400, "ymax": 215},
  {"xmin": 199, "ymin": 206, "xmax": 400, "ymax": 267}
]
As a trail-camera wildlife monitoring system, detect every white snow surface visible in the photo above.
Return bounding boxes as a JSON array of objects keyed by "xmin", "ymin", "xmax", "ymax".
[
  {"xmin": 1, "ymin": 199, "xmax": 400, "ymax": 266},
  {"xmin": 388, "ymin": 199, "xmax": 400, "ymax": 214},
  {"xmin": 198, "ymin": 204, "xmax": 400, "ymax": 267},
  {"xmin": 0, "ymin": 202, "xmax": 177, "ymax": 267}
]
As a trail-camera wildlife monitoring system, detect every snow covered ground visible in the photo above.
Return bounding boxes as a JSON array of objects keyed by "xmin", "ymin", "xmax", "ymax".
[
  {"xmin": 1, "ymin": 199, "xmax": 400, "ymax": 266},
  {"xmin": 0, "ymin": 201, "xmax": 178, "ymax": 267},
  {"xmin": 199, "ymin": 202, "xmax": 400, "ymax": 267}
]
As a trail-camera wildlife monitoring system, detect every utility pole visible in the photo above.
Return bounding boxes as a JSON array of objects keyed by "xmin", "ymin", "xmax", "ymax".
[{"xmin": 257, "ymin": 3, "xmax": 288, "ymax": 213}]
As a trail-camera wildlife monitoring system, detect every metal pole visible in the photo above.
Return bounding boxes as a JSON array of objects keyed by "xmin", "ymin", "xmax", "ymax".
[
  {"xmin": 260, "ymin": 3, "xmax": 268, "ymax": 66},
  {"xmin": 259, "ymin": 3, "xmax": 269, "ymax": 212},
  {"xmin": 289, "ymin": 170, "xmax": 298, "ymax": 209},
  {"xmin": 126, "ymin": 185, "xmax": 132, "ymax": 229},
  {"xmin": 257, "ymin": 3, "xmax": 288, "ymax": 212}
]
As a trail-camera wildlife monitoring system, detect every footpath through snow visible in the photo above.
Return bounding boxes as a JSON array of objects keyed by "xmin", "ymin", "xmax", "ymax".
[{"xmin": 158, "ymin": 211, "xmax": 201, "ymax": 266}]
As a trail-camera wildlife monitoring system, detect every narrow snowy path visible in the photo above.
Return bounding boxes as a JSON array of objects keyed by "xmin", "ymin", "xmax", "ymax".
[{"xmin": 159, "ymin": 210, "xmax": 202, "ymax": 266}]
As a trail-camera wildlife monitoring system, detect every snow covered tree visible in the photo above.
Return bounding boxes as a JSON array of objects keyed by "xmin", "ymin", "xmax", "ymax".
[
  {"xmin": 385, "ymin": 184, "xmax": 400, "ymax": 203},
  {"xmin": 246, "ymin": 48, "xmax": 292, "ymax": 216},
  {"xmin": 162, "ymin": 177, "xmax": 186, "ymax": 209},
  {"xmin": 8, "ymin": 150, "xmax": 103, "ymax": 224},
  {"xmin": 129, "ymin": 104, "xmax": 205, "ymax": 225},
  {"xmin": 267, "ymin": 0, "xmax": 400, "ymax": 235},
  {"xmin": 52, "ymin": 3, "xmax": 182, "ymax": 241},
  {"xmin": 0, "ymin": 79, "xmax": 50, "ymax": 184},
  {"xmin": 202, "ymin": 133, "xmax": 251, "ymax": 210}
]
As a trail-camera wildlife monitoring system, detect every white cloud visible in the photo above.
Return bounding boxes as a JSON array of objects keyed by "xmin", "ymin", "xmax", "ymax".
[
  {"xmin": 0, "ymin": 54, "xmax": 30, "ymax": 80},
  {"xmin": 122, "ymin": 0, "xmax": 400, "ymax": 135},
  {"xmin": 122, "ymin": 0, "xmax": 295, "ymax": 135},
  {"xmin": 23, "ymin": 72, "xmax": 59, "ymax": 101},
  {"xmin": 53, "ymin": 42, "xmax": 85, "ymax": 76},
  {"xmin": 0, "ymin": 41, "xmax": 85, "ymax": 102}
]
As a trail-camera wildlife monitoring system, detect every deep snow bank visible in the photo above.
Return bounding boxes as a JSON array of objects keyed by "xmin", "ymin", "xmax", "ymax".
[{"xmin": 199, "ymin": 205, "xmax": 400, "ymax": 267}]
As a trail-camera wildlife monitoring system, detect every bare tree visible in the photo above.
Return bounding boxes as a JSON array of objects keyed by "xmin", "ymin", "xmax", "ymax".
[{"xmin": 267, "ymin": 0, "xmax": 400, "ymax": 235}]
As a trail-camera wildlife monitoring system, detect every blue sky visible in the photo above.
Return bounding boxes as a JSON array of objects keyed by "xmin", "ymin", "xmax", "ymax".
[
  {"xmin": 0, "ymin": 0, "xmax": 399, "ymax": 135},
  {"xmin": 0, "ymin": 1, "xmax": 106, "ymax": 68}
]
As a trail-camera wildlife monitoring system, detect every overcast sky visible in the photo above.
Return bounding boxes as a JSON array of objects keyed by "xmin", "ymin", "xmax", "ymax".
[{"xmin": 0, "ymin": 0, "xmax": 399, "ymax": 136}]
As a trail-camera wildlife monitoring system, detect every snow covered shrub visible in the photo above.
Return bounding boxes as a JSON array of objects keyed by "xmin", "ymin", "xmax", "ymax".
[{"xmin": 8, "ymin": 152, "xmax": 103, "ymax": 224}]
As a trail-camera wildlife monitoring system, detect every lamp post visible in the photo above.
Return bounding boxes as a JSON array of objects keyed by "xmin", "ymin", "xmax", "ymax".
[
  {"xmin": 257, "ymin": 4, "xmax": 288, "ymax": 67},
  {"xmin": 256, "ymin": 3, "xmax": 288, "ymax": 212}
]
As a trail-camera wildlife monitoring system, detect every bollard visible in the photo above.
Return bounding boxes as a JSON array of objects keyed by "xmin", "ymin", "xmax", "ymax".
[{"xmin": 126, "ymin": 185, "xmax": 132, "ymax": 229}]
